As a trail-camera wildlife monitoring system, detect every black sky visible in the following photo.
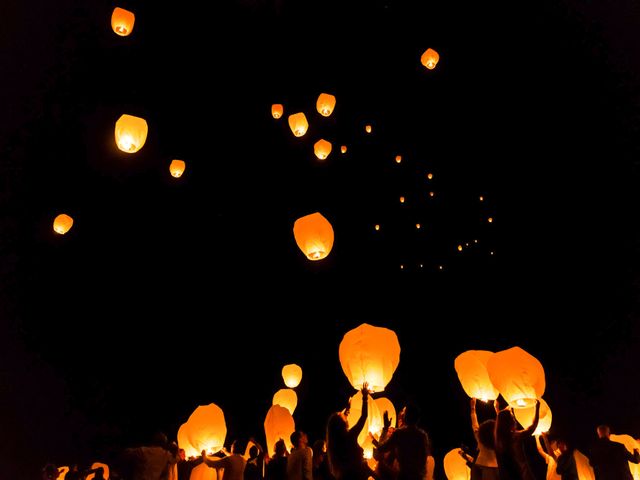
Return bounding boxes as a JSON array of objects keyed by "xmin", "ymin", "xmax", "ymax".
[{"xmin": 1, "ymin": 0, "xmax": 640, "ymax": 478}]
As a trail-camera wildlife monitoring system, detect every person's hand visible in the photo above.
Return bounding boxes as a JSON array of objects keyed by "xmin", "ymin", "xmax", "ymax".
[
  {"xmin": 361, "ymin": 382, "xmax": 370, "ymax": 399},
  {"xmin": 383, "ymin": 410, "xmax": 392, "ymax": 429}
]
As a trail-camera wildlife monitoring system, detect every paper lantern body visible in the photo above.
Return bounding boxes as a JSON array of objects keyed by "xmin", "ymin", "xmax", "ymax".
[
  {"xmin": 272, "ymin": 104, "xmax": 284, "ymax": 119},
  {"xmin": 170, "ymin": 160, "xmax": 186, "ymax": 178},
  {"xmin": 293, "ymin": 212, "xmax": 334, "ymax": 261},
  {"xmin": 178, "ymin": 423, "xmax": 198, "ymax": 459},
  {"xmin": 487, "ymin": 346, "xmax": 545, "ymax": 408},
  {"xmin": 190, "ymin": 462, "xmax": 218, "ymax": 480},
  {"xmin": 111, "ymin": 7, "xmax": 135, "ymax": 36},
  {"xmin": 514, "ymin": 398, "xmax": 552, "ymax": 435},
  {"xmin": 282, "ymin": 364, "xmax": 302, "ymax": 388},
  {"xmin": 339, "ymin": 323, "xmax": 401, "ymax": 393},
  {"xmin": 573, "ymin": 450, "xmax": 595, "ymax": 480},
  {"xmin": 85, "ymin": 463, "xmax": 109, "ymax": 480},
  {"xmin": 375, "ymin": 397, "xmax": 397, "ymax": 429},
  {"xmin": 421, "ymin": 48, "xmax": 440, "ymax": 70},
  {"xmin": 443, "ymin": 449, "xmax": 470, "ymax": 480},
  {"xmin": 346, "ymin": 391, "xmax": 383, "ymax": 446},
  {"xmin": 273, "ymin": 388, "xmax": 298, "ymax": 415},
  {"xmin": 610, "ymin": 435, "xmax": 640, "ymax": 480},
  {"xmin": 264, "ymin": 404, "xmax": 295, "ymax": 457},
  {"xmin": 53, "ymin": 214, "xmax": 74, "ymax": 235},
  {"xmin": 316, "ymin": 93, "xmax": 336, "ymax": 117},
  {"xmin": 288, "ymin": 113, "xmax": 309, "ymax": 137},
  {"xmin": 341, "ymin": 145, "xmax": 347, "ymax": 154},
  {"xmin": 185, "ymin": 403, "xmax": 227, "ymax": 455},
  {"xmin": 454, "ymin": 350, "xmax": 499, "ymax": 401},
  {"xmin": 58, "ymin": 467, "xmax": 70, "ymax": 480},
  {"xmin": 115, "ymin": 114, "xmax": 148, "ymax": 153},
  {"xmin": 314, "ymin": 139, "xmax": 332, "ymax": 160}
]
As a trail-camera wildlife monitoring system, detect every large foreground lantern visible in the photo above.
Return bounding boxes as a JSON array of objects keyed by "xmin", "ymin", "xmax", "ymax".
[
  {"xmin": 421, "ymin": 48, "xmax": 440, "ymax": 70},
  {"xmin": 115, "ymin": 114, "xmax": 148, "ymax": 153},
  {"xmin": 375, "ymin": 397, "xmax": 397, "ymax": 428},
  {"xmin": 339, "ymin": 323, "xmax": 401, "ymax": 393},
  {"xmin": 282, "ymin": 363, "xmax": 302, "ymax": 388},
  {"xmin": 272, "ymin": 104, "xmax": 284, "ymax": 119},
  {"xmin": 443, "ymin": 449, "xmax": 470, "ymax": 480},
  {"xmin": 314, "ymin": 139, "xmax": 332, "ymax": 160},
  {"xmin": 273, "ymin": 389, "xmax": 298, "ymax": 415},
  {"xmin": 190, "ymin": 462, "xmax": 218, "ymax": 480},
  {"xmin": 293, "ymin": 212, "xmax": 334, "ymax": 261},
  {"xmin": 573, "ymin": 450, "xmax": 595, "ymax": 480},
  {"xmin": 487, "ymin": 346, "xmax": 545, "ymax": 408},
  {"xmin": 111, "ymin": 7, "xmax": 135, "ymax": 36},
  {"xmin": 178, "ymin": 423, "xmax": 198, "ymax": 458},
  {"xmin": 170, "ymin": 160, "xmax": 186, "ymax": 178},
  {"xmin": 183, "ymin": 403, "xmax": 227, "ymax": 455},
  {"xmin": 346, "ymin": 391, "xmax": 383, "ymax": 446},
  {"xmin": 316, "ymin": 93, "xmax": 336, "ymax": 117},
  {"xmin": 454, "ymin": 350, "xmax": 499, "ymax": 402},
  {"xmin": 514, "ymin": 398, "xmax": 552, "ymax": 435},
  {"xmin": 264, "ymin": 404, "xmax": 295, "ymax": 457},
  {"xmin": 288, "ymin": 112, "xmax": 309, "ymax": 137},
  {"xmin": 53, "ymin": 213, "xmax": 74, "ymax": 235}
]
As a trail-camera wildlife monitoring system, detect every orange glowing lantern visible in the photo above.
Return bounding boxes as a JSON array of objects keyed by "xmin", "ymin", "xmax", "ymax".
[
  {"xmin": 365, "ymin": 124, "xmax": 372, "ymax": 134},
  {"xmin": 573, "ymin": 450, "xmax": 595, "ymax": 480},
  {"xmin": 375, "ymin": 224, "xmax": 380, "ymax": 231},
  {"xmin": 479, "ymin": 196, "xmax": 484, "ymax": 202},
  {"xmin": 111, "ymin": 7, "xmax": 135, "ymax": 36},
  {"xmin": 178, "ymin": 423, "xmax": 198, "ymax": 458},
  {"xmin": 341, "ymin": 145, "xmax": 347, "ymax": 154},
  {"xmin": 375, "ymin": 397, "xmax": 397, "ymax": 428},
  {"xmin": 189, "ymin": 462, "xmax": 218, "ymax": 480},
  {"xmin": 53, "ymin": 213, "xmax": 74, "ymax": 235},
  {"xmin": 272, "ymin": 104, "xmax": 284, "ymax": 119},
  {"xmin": 184, "ymin": 403, "xmax": 227, "ymax": 455},
  {"xmin": 293, "ymin": 212, "xmax": 334, "ymax": 261},
  {"xmin": 264, "ymin": 405, "xmax": 295, "ymax": 457},
  {"xmin": 487, "ymin": 346, "xmax": 545, "ymax": 408},
  {"xmin": 416, "ymin": 223, "xmax": 421, "ymax": 229},
  {"xmin": 339, "ymin": 323, "xmax": 401, "ymax": 393},
  {"xmin": 346, "ymin": 391, "xmax": 383, "ymax": 446},
  {"xmin": 273, "ymin": 388, "xmax": 298, "ymax": 415},
  {"xmin": 170, "ymin": 160, "xmax": 186, "ymax": 178},
  {"xmin": 314, "ymin": 139, "xmax": 332, "ymax": 160},
  {"xmin": 115, "ymin": 114, "xmax": 148, "ymax": 153},
  {"xmin": 395, "ymin": 155, "xmax": 402, "ymax": 164},
  {"xmin": 454, "ymin": 350, "xmax": 499, "ymax": 402},
  {"xmin": 488, "ymin": 217, "xmax": 493, "ymax": 223},
  {"xmin": 429, "ymin": 191, "xmax": 435, "ymax": 197},
  {"xmin": 288, "ymin": 112, "xmax": 308, "ymax": 137},
  {"xmin": 316, "ymin": 93, "xmax": 336, "ymax": 117},
  {"xmin": 421, "ymin": 48, "xmax": 440, "ymax": 70},
  {"xmin": 457, "ymin": 245, "xmax": 463, "ymax": 251},
  {"xmin": 400, "ymin": 196, "xmax": 405, "ymax": 203},
  {"xmin": 443, "ymin": 449, "xmax": 470, "ymax": 480},
  {"xmin": 282, "ymin": 364, "xmax": 302, "ymax": 388},
  {"xmin": 427, "ymin": 173, "xmax": 433, "ymax": 180},
  {"xmin": 514, "ymin": 398, "xmax": 552, "ymax": 435},
  {"xmin": 86, "ymin": 463, "xmax": 109, "ymax": 480},
  {"xmin": 58, "ymin": 467, "xmax": 70, "ymax": 480}
]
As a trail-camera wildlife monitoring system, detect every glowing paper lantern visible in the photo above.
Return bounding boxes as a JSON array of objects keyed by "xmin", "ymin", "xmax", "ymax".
[
  {"xmin": 395, "ymin": 155, "xmax": 402, "ymax": 164},
  {"xmin": 170, "ymin": 160, "xmax": 186, "ymax": 178},
  {"xmin": 58, "ymin": 467, "xmax": 69, "ymax": 480},
  {"xmin": 339, "ymin": 323, "xmax": 401, "ymax": 393},
  {"xmin": 365, "ymin": 125, "xmax": 372, "ymax": 134},
  {"xmin": 178, "ymin": 423, "xmax": 198, "ymax": 459},
  {"xmin": 427, "ymin": 173, "xmax": 433, "ymax": 180},
  {"xmin": 282, "ymin": 364, "xmax": 302, "ymax": 388},
  {"xmin": 272, "ymin": 104, "xmax": 284, "ymax": 119},
  {"xmin": 316, "ymin": 93, "xmax": 336, "ymax": 117},
  {"xmin": 573, "ymin": 450, "xmax": 595, "ymax": 480},
  {"xmin": 421, "ymin": 48, "xmax": 440, "ymax": 70},
  {"xmin": 426, "ymin": 456, "xmax": 435, "ymax": 480},
  {"xmin": 115, "ymin": 114, "xmax": 148, "ymax": 153},
  {"xmin": 610, "ymin": 435, "xmax": 640, "ymax": 480},
  {"xmin": 514, "ymin": 398, "xmax": 552, "ymax": 435},
  {"xmin": 488, "ymin": 217, "xmax": 494, "ymax": 223},
  {"xmin": 375, "ymin": 397, "xmax": 397, "ymax": 428},
  {"xmin": 293, "ymin": 212, "xmax": 334, "ymax": 261},
  {"xmin": 111, "ymin": 7, "xmax": 135, "ymax": 36},
  {"xmin": 86, "ymin": 463, "xmax": 109, "ymax": 480},
  {"xmin": 190, "ymin": 462, "xmax": 218, "ymax": 480},
  {"xmin": 429, "ymin": 191, "xmax": 435, "ymax": 197},
  {"xmin": 346, "ymin": 391, "xmax": 383, "ymax": 446},
  {"xmin": 185, "ymin": 403, "xmax": 227, "ymax": 455},
  {"xmin": 416, "ymin": 224, "xmax": 421, "ymax": 229},
  {"xmin": 288, "ymin": 113, "xmax": 308, "ymax": 137},
  {"xmin": 487, "ymin": 346, "xmax": 545, "ymax": 408},
  {"xmin": 454, "ymin": 350, "xmax": 499, "ymax": 401},
  {"xmin": 272, "ymin": 389, "xmax": 298, "ymax": 415},
  {"xmin": 341, "ymin": 145, "xmax": 347, "ymax": 154},
  {"xmin": 264, "ymin": 404, "xmax": 295, "ymax": 457},
  {"xmin": 400, "ymin": 196, "xmax": 405, "ymax": 203},
  {"xmin": 443, "ymin": 449, "xmax": 470, "ymax": 480},
  {"xmin": 53, "ymin": 213, "xmax": 74, "ymax": 235},
  {"xmin": 375, "ymin": 224, "xmax": 380, "ymax": 231},
  {"xmin": 314, "ymin": 139, "xmax": 332, "ymax": 160}
]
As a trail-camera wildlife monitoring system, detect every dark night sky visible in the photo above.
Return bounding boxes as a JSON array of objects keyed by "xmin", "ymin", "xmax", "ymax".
[{"xmin": 1, "ymin": 0, "xmax": 640, "ymax": 478}]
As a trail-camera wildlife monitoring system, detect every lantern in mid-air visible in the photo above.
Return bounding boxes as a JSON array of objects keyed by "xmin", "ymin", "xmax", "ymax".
[
  {"xmin": 443, "ymin": 449, "xmax": 470, "ymax": 480},
  {"xmin": 85, "ymin": 463, "xmax": 110, "ymax": 480},
  {"xmin": 487, "ymin": 346, "xmax": 545, "ymax": 408},
  {"xmin": 316, "ymin": 93, "xmax": 336, "ymax": 117},
  {"xmin": 288, "ymin": 113, "xmax": 308, "ymax": 137},
  {"xmin": 293, "ymin": 212, "xmax": 334, "ymax": 261},
  {"xmin": 421, "ymin": 48, "xmax": 440, "ymax": 70},
  {"xmin": 346, "ymin": 391, "xmax": 383, "ymax": 446},
  {"xmin": 272, "ymin": 104, "xmax": 284, "ymax": 119},
  {"xmin": 184, "ymin": 403, "xmax": 227, "ymax": 455},
  {"xmin": 53, "ymin": 213, "xmax": 74, "ymax": 235},
  {"xmin": 514, "ymin": 398, "xmax": 552, "ymax": 435},
  {"xmin": 339, "ymin": 323, "xmax": 401, "ymax": 393},
  {"xmin": 282, "ymin": 364, "xmax": 302, "ymax": 388},
  {"xmin": 454, "ymin": 350, "xmax": 499, "ymax": 402},
  {"xmin": 178, "ymin": 423, "xmax": 198, "ymax": 459},
  {"xmin": 314, "ymin": 139, "xmax": 332, "ymax": 160},
  {"xmin": 395, "ymin": 155, "xmax": 402, "ymax": 164},
  {"xmin": 341, "ymin": 145, "xmax": 347, "ymax": 154},
  {"xmin": 264, "ymin": 405, "xmax": 295, "ymax": 457},
  {"xmin": 111, "ymin": 7, "xmax": 135, "ymax": 36},
  {"xmin": 115, "ymin": 114, "xmax": 148, "ymax": 153},
  {"xmin": 272, "ymin": 389, "xmax": 298, "ymax": 415},
  {"xmin": 365, "ymin": 124, "xmax": 372, "ymax": 133},
  {"xmin": 170, "ymin": 160, "xmax": 186, "ymax": 178}
]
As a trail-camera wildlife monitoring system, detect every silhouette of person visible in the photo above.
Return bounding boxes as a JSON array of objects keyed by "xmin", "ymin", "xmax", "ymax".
[
  {"xmin": 312, "ymin": 439, "xmax": 334, "ymax": 480},
  {"xmin": 287, "ymin": 431, "xmax": 313, "ymax": 480},
  {"xmin": 466, "ymin": 398, "xmax": 499, "ymax": 480},
  {"xmin": 554, "ymin": 437, "xmax": 578, "ymax": 480},
  {"xmin": 202, "ymin": 439, "xmax": 248, "ymax": 480},
  {"xmin": 534, "ymin": 433, "xmax": 561, "ymax": 480},
  {"xmin": 589, "ymin": 425, "xmax": 640, "ymax": 480},
  {"xmin": 265, "ymin": 439, "xmax": 288, "ymax": 480}
]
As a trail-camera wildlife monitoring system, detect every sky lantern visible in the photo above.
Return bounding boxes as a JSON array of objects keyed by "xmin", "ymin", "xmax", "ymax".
[
  {"xmin": 416, "ymin": 223, "xmax": 421, "ymax": 229},
  {"xmin": 573, "ymin": 450, "xmax": 595, "ymax": 480},
  {"xmin": 487, "ymin": 346, "xmax": 545, "ymax": 408},
  {"xmin": 479, "ymin": 196, "xmax": 484, "ymax": 201},
  {"xmin": 346, "ymin": 391, "xmax": 383, "ymax": 446},
  {"xmin": 429, "ymin": 191, "xmax": 435, "ymax": 197},
  {"xmin": 272, "ymin": 388, "xmax": 298, "ymax": 415},
  {"xmin": 58, "ymin": 467, "xmax": 69, "ymax": 480},
  {"xmin": 400, "ymin": 196, "xmax": 405, "ymax": 203},
  {"xmin": 427, "ymin": 173, "xmax": 433, "ymax": 180},
  {"xmin": 53, "ymin": 213, "xmax": 74, "ymax": 235},
  {"xmin": 190, "ymin": 462, "xmax": 218, "ymax": 480},
  {"xmin": 314, "ymin": 139, "xmax": 332, "ymax": 160},
  {"xmin": 339, "ymin": 323, "xmax": 401, "ymax": 393},
  {"xmin": 184, "ymin": 403, "xmax": 227, "ymax": 455},
  {"xmin": 86, "ymin": 463, "xmax": 109, "ymax": 480},
  {"xmin": 264, "ymin": 404, "xmax": 295, "ymax": 457},
  {"xmin": 488, "ymin": 217, "xmax": 493, "ymax": 223},
  {"xmin": 395, "ymin": 155, "xmax": 402, "ymax": 164},
  {"xmin": 115, "ymin": 114, "xmax": 148, "ymax": 153},
  {"xmin": 178, "ymin": 423, "xmax": 198, "ymax": 458},
  {"xmin": 443, "ymin": 449, "xmax": 470, "ymax": 480},
  {"xmin": 375, "ymin": 224, "xmax": 380, "ymax": 231},
  {"xmin": 341, "ymin": 145, "xmax": 347, "ymax": 154},
  {"xmin": 170, "ymin": 159, "xmax": 186, "ymax": 178},
  {"xmin": 375, "ymin": 397, "xmax": 397, "ymax": 428},
  {"xmin": 111, "ymin": 7, "xmax": 135, "ymax": 36},
  {"xmin": 272, "ymin": 104, "xmax": 283, "ymax": 119},
  {"xmin": 610, "ymin": 435, "xmax": 640, "ymax": 480},
  {"xmin": 365, "ymin": 124, "xmax": 372, "ymax": 133},
  {"xmin": 421, "ymin": 48, "xmax": 440, "ymax": 70},
  {"xmin": 293, "ymin": 212, "xmax": 334, "ymax": 261},
  {"xmin": 288, "ymin": 112, "xmax": 308, "ymax": 137},
  {"xmin": 282, "ymin": 363, "xmax": 302, "ymax": 388},
  {"xmin": 514, "ymin": 398, "xmax": 552, "ymax": 435},
  {"xmin": 316, "ymin": 93, "xmax": 336, "ymax": 117},
  {"xmin": 454, "ymin": 350, "xmax": 499, "ymax": 402}
]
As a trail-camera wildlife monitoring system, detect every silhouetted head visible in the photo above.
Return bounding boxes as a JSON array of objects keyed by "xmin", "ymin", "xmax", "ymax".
[
  {"xmin": 402, "ymin": 403, "xmax": 421, "ymax": 426},
  {"xmin": 152, "ymin": 431, "xmax": 168, "ymax": 447},
  {"xmin": 312, "ymin": 439, "xmax": 326, "ymax": 457},
  {"xmin": 178, "ymin": 448, "xmax": 186, "ymax": 461},
  {"xmin": 41, "ymin": 464, "xmax": 60, "ymax": 480},
  {"xmin": 231, "ymin": 439, "xmax": 247, "ymax": 454},
  {"xmin": 597, "ymin": 425, "xmax": 610, "ymax": 439},
  {"xmin": 291, "ymin": 430, "xmax": 307, "ymax": 448},
  {"xmin": 478, "ymin": 419, "xmax": 496, "ymax": 449},
  {"xmin": 249, "ymin": 446, "xmax": 259, "ymax": 459},
  {"xmin": 327, "ymin": 411, "xmax": 349, "ymax": 440},
  {"xmin": 274, "ymin": 439, "xmax": 287, "ymax": 457}
]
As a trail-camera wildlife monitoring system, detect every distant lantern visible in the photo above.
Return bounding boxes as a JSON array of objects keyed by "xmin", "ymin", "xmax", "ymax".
[
  {"xmin": 282, "ymin": 364, "xmax": 303, "ymax": 388},
  {"xmin": 58, "ymin": 467, "xmax": 70, "ymax": 480},
  {"xmin": 264, "ymin": 405, "xmax": 295, "ymax": 457},
  {"xmin": 339, "ymin": 323, "xmax": 401, "ymax": 393},
  {"xmin": 416, "ymin": 223, "xmax": 421, "ymax": 229},
  {"xmin": 365, "ymin": 124, "xmax": 372, "ymax": 134},
  {"xmin": 375, "ymin": 397, "xmax": 397, "ymax": 428},
  {"xmin": 443, "ymin": 449, "xmax": 471, "ymax": 480},
  {"xmin": 53, "ymin": 213, "xmax": 74, "ymax": 235},
  {"xmin": 115, "ymin": 114, "xmax": 148, "ymax": 153},
  {"xmin": 314, "ymin": 139, "xmax": 332, "ymax": 160},
  {"xmin": 288, "ymin": 112, "xmax": 308, "ymax": 137},
  {"xmin": 457, "ymin": 245, "xmax": 463, "ymax": 251},
  {"xmin": 479, "ymin": 196, "xmax": 484, "ymax": 202},
  {"xmin": 429, "ymin": 191, "xmax": 435, "ymax": 197},
  {"xmin": 375, "ymin": 224, "xmax": 380, "ymax": 231},
  {"xmin": 293, "ymin": 212, "xmax": 334, "ymax": 261},
  {"xmin": 487, "ymin": 346, "xmax": 545, "ymax": 408},
  {"xmin": 514, "ymin": 398, "xmax": 552, "ymax": 435},
  {"xmin": 346, "ymin": 391, "xmax": 383, "ymax": 446},
  {"xmin": 454, "ymin": 350, "xmax": 499, "ymax": 402},
  {"xmin": 316, "ymin": 93, "xmax": 336, "ymax": 117},
  {"xmin": 170, "ymin": 159, "xmax": 186, "ymax": 178},
  {"xmin": 272, "ymin": 104, "xmax": 284, "ymax": 119},
  {"xmin": 421, "ymin": 48, "xmax": 440, "ymax": 70},
  {"xmin": 488, "ymin": 217, "xmax": 493, "ymax": 223},
  {"xmin": 273, "ymin": 389, "xmax": 298, "ymax": 415},
  {"xmin": 439, "ymin": 265, "xmax": 444, "ymax": 270},
  {"xmin": 111, "ymin": 7, "xmax": 135, "ymax": 36},
  {"xmin": 341, "ymin": 145, "xmax": 347, "ymax": 154},
  {"xmin": 184, "ymin": 403, "xmax": 227, "ymax": 455},
  {"xmin": 427, "ymin": 173, "xmax": 433, "ymax": 180},
  {"xmin": 400, "ymin": 196, "xmax": 405, "ymax": 203},
  {"xmin": 400, "ymin": 264, "xmax": 404, "ymax": 270},
  {"xmin": 86, "ymin": 463, "xmax": 109, "ymax": 480},
  {"xmin": 395, "ymin": 155, "xmax": 402, "ymax": 164}
]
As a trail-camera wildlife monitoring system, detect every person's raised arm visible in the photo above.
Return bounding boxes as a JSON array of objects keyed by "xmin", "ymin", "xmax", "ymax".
[
  {"xmin": 519, "ymin": 400, "xmax": 540, "ymax": 437},
  {"xmin": 535, "ymin": 434, "xmax": 551, "ymax": 462},
  {"xmin": 349, "ymin": 383, "xmax": 370, "ymax": 439},
  {"xmin": 470, "ymin": 398, "xmax": 480, "ymax": 433},
  {"xmin": 626, "ymin": 447, "xmax": 640, "ymax": 464}
]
